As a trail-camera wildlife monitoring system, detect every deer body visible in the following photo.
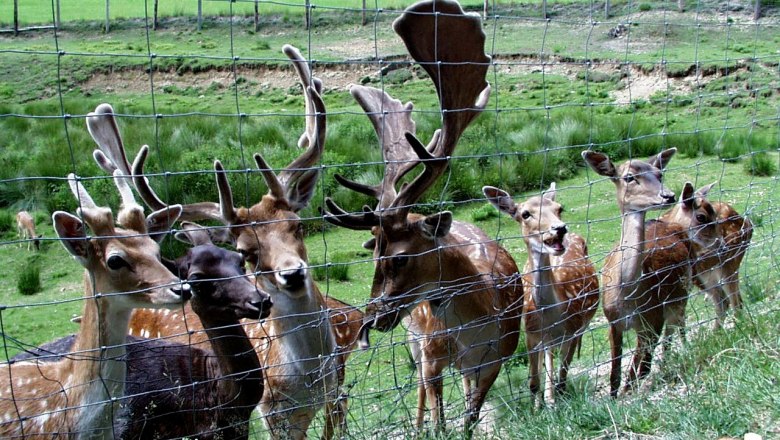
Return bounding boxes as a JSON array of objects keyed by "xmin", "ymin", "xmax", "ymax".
[
  {"xmin": 16, "ymin": 210, "xmax": 41, "ymax": 251},
  {"xmin": 484, "ymin": 184, "xmax": 599, "ymax": 406},
  {"xmin": 659, "ymin": 183, "xmax": 752, "ymax": 329},
  {"xmin": 583, "ymin": 149, "xmax": 692, "ymax": 397},
  {"xmin": 0, "ymin": 175, "xmax": 186, "ymax": 438}
]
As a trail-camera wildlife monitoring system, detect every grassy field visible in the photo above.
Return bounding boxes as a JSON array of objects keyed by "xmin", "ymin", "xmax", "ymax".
[{"xmin": 1, "ymin": 0, "xmax": 779, "ymax": 438}]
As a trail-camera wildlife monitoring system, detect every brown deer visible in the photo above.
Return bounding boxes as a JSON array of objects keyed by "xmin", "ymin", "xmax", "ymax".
[
  {"xmin": 582, "ymin": 148, "xmax": 692, "ymax": 397},
  {"xmin": 483, "ymin": 183, "xmax": 600, "ymax": 407},
  {"xmin": 659, "ymin": 182, "xmax": 753, "ymax": 329},
  {"xmin": 0, "ymin": 173, "xmax": 188, "ymax": 438},
  {"xmin": 16, "ymin": 210, "xmax": 42, "ymax": 251},
  {"xmin": 323, "ymin": 1, "xmax": 522, "ymax": 434},
  {"xmin": 87, "ymin": 44, "xmax": 360, "ymax": 439},
  {"xmin": 10, "ymin": 222, "xmax": 273, "ymax": 439}
]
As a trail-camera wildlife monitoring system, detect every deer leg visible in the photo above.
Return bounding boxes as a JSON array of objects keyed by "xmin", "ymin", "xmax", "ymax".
[
  {"xmin": 723, "ymin": 270, "xmax": 743, "ymax": 314},
  {"xmin": 463, "ymin": 369, "xmax": 499, "ymax": 439},
  {"xmin": 543, "ymin": 347, "xmax": 556, "ymax": 405},
  {"xmin": 663, "ymin": 303, "xmax": 687, "ymax": 356},
  {"xmin": 607, "ymin": 324, "xmax": 624, "ymax": 398},
  {"xmin": 624, "ymin": 327, "xmax": 661, "ymax": 394},
  {"xmin": 707, "ymin": 283, "xmax": 729, "ymax": 330},
  {"xmin": 424, "ymin": 368, "xmax": 445, "ymax": 431},
  {"xmin": 527, "ymin": 346, "xmax": 542, "ymax": 409},
  {"xmin": 557, "ymin": 335, "xmax": 579, "ymax": 394}
]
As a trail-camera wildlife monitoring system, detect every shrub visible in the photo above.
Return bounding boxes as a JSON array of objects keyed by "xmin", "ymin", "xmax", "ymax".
[
  {"xmin": 471, "ymin": 203, "xmax": 498, "ymax": 222},
  {"xmin": 0, "ymin": 210, "xmax": 13, "ymax": 236},
  {"xmin": 311, "ymin": 254, "xmax": 350, "ymax": 282},
  {"xmin": 18, "ymin": 264, "xmax": 42, "ymax": 295},
  {"xmin": 639, "ymin": 3, "xmax": 652, "ymax": 12},
  {"xmin": 744, "ymin": 152, "xmax": 777, "ymax": 176}
]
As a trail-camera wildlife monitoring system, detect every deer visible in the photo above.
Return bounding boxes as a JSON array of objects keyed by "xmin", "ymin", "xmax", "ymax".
[
  {"xmin": 10, "ymin": 221, "xmax": 273, "ymax": 439},
  {"xmin": 16, "ymin": 210, "xmax": 42, "ymax": 251},
  {"xmin": 482, "ymin": 182, "xmax": 600, "ymax": 407},
  {"xmin": 86, "ymin": 44, "xmax": 360, "ymax": 439},
  {"xmin": 659, "ymin": 182, "xmax": 753, "ymax": 330},
  {"xmin": 322, "ymin": 1, "xmax": 523, "ymax": 435},
  {"xmin": 0, "ymin": 172, "xmax": 189, "ymax": 438},
  {"xmin": 582, "ymin": 148, "xmax": 693, "ymax": 397}
]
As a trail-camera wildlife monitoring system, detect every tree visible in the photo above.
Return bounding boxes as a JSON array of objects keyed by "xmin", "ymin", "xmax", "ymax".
[{"xmin": 754, "ymin": 0, "xmax": 762, "ymax": 20}]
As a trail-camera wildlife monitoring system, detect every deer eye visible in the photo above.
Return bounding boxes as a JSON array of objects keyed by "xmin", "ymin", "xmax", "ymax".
[
  {"xmin": 106, "ymin": 255, "xmax": 130, "ymax": 271},
  {"xmin": 521, "ymin": 210, "xmax": 531, "ymax": 220},
  {"xmin": 624, "ymin": 173, "xmax": 636, "ymax": 183},
  {"xmin": 696, "ymin": 214, "xmax": 708, "ymax": 224},
  {"xmin": 392, "ymin": 254, "xmax": 409, "ymax": 269}
]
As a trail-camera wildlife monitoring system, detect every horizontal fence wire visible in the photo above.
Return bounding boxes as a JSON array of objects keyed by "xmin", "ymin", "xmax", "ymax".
[{"xmin": 1, "ymin": 0, "xmax": 779, "ymax": 439}]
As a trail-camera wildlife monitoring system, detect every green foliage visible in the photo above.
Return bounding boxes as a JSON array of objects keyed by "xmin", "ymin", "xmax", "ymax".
[
  {"xmin": 17, "ymin": 262, "xmax": 42, "ymax": 296},
  {"xmin": 744, "ymin": 152, "xmax": 778, "ymax": 176},
  {"xmin": 311, "ymin": 252, "xmax": 351, "ymax": 282},
  {"xmin": 0, "ymin": 210, "xmax": 13, "ymax": 236},
  {"xmin": 471, "ymin": 203, "xmax": 498, "ymax": 222}
]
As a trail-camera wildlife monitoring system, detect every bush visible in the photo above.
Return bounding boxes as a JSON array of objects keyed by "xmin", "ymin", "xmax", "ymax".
[
  {"xmin": 17, "ymin": 264, "xmax": 42, "ymax": 295},
  {"xmin": 744, "ymin": 152, "xmax": 777, "ymax": 176},
  {"xmin": 471, "ymin": 203, "xmax": 498, "ymax": 222},
  {"xmin": 0, "ymin": 210, "xmax": 13, "ymax": 236},
  {"xmin": 311, "ymin": 258, "xmax": 350, "ymax": 282}
]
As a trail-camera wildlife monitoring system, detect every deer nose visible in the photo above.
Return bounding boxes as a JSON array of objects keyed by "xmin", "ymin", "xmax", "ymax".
[
  {"xmin": 252, "ymin": 295, "xmax": 273, "ymax": 318},
  {"xmin": 172, "ymin": 282, "xmax": 192, "ymax": 301},
  {"xmin": 551, "ymin": 223, "xmax": 567, "ymax": 237},
  {"xmin": 661, "ymin": 190, "xmax": 676, "ymax": 204},
  {"xmin": 277, "ymin": 264, "xmax": 306, "ymax": 291}
]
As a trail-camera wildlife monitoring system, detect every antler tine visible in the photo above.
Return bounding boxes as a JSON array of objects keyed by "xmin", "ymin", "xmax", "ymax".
[
  {"xmin": 66, "ymin": 173, "xmax": 98, "ymax": 210},
  {"xmin": 322, "ymin": 199, "xmax": 378, "ymax": 230},
  {"xmin": 383, "ymin": 0, "xmax": 490, "ymax": 216},
  {"xmin": 113, "ymin": 169, "xmax": 141, "ymax": 211},
  {"xmin": 130, "ymin": 145, "xmax": 167, "ymax": 211},
  {"xmin": 87, "ymin": 103, "xmax": 133, "ymax": 177}
]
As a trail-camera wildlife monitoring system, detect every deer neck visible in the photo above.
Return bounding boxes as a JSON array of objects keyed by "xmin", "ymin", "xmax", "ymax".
[
  {"xmin": 68, "ymin": 271, "xmax": 131, "ymax": 435},
  {"xmin": 198, "ymin": 315, "xmax": 263, "ymax": 406},
  {"xmin": 617, "ymin": 210, "xmax": 647, "ymax": 289},
  {"xmin": 526, "ymin": 247, "xmax": 559, "ymax": 309}
]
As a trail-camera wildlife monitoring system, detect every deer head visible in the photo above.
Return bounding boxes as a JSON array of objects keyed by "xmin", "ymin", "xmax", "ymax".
[
  {"xmin": 53, "ymin": 173, "xmax": 188, "ymax": 309},
  {"xmin": 483, "ymin": 183, "xmax": 568, "ymax": 256},
  {"xmin": 665, "ymin": 181, "xmax": 724, "ymax": 252},
  {"xmin": 581, "ymin": 148, "xmax": 678, "ymax": 214},
  {"xmin": 88, "ymin": 44, "xmax": 325, "ymax": 297},
  {"xmin": 323, "ymin": 0, "xmax": 491, "ymax": 332}
]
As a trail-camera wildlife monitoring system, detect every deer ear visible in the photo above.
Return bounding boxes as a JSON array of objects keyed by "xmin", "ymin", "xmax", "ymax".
[
  {"xmin": 362, "ymin": 237, "xmax": 376, "ymax": 250},
  {"xmin": 581, "ymin": 151, "xmax": 617, "ymax": 178},
  {"xmin": 482, "ymin": 186, "xmax": 517, "ymax": 217},
  {"xmin": 681, "ymin": 182, "xmax": 695, "ymax": 210},
  {"xmin": 146, "ymin": 204, "xmax": 183, "ymax": 242},
  {"xmin": 419, "ymin": 211, "xmax": 452, "ymax": 239},
  {"xmin": 174, "ymin": 221, "xmax": 213, "ymax": 247},
  {"xmin": 648, "ymin": 148, "xmax": 677, "ymax": 170},
  {"xmin": 542, "ymin": 182, "xmax": 557, "ymax": 202},
  {"xmin": 697, "ymin": 181, "xmax": 717, "ymax": 198},
  {"xmin": 53, "ymin": 211, "xmax": 89, "ymax": 262}
]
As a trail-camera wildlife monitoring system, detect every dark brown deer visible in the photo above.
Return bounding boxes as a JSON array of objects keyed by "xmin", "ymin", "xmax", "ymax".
[
  {"xmin": 87, "ymin": 44, "xmax": 361, "ymax": 439},
  {"xmin": 11, "ymin": 222, "xmax": 273, "ymax": 439},
  {"xmin": 582, "ymin": 149, "xmax": 692, "ymax": 397},
  {"xmin": 0, "ymin": 173, "xmax": 188, "ymax": 438},
  {"xmin": 483, "ymin": 183, "xmax": 600, "ymax": 407},
  {"xmin": 323, "ymin": 1, "xmax": 522, "ymax": 434},
  {"xmin": 659, "ymin": 182, "xmax": 753, "ymax": 329}
]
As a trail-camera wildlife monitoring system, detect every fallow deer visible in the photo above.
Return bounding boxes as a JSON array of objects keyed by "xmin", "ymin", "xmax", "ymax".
[
  {"xmin": 483, "ymin": 183, "xmax": 600, "ymax": 407},
  {"xmin": 11, "ymin": 222, "xmax": 273, "ymax": 439},
  {"xmin": 87, "ymin": 44, "xmax": 360, "ymax": 439},
  {"xmin": 582, "ymin": 148, "xmax": 692, "ymax": 397},
  {"xmin": 323, "ymin": 1, "xmax": 523, "ymax": 434},
  {"xmin": 659, "ymin": 182, "xmax": 753, "ymax": 329},
  {"xmin": 16, "ymin": 210, "xmax": 42, "ymax": 251},
  {"xmin": 0, "ymin": 173, "xmax": 188, "ymax": 438}
]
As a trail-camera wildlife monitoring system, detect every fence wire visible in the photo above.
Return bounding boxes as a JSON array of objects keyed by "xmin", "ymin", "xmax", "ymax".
[{"xmin": 1, "ymin": 0, "xmax": 779, "ymax": 439}]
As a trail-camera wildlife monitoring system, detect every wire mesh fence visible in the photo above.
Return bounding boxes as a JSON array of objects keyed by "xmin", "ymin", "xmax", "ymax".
[{"xmin": 0, "ymin": 0, "xmax": 779, "ymax": 438}]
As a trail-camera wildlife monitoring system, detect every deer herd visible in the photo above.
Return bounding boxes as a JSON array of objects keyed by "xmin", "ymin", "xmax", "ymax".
[{"xmin": 0, "ymin": 0, "xmax": 754, "ymax": 438}]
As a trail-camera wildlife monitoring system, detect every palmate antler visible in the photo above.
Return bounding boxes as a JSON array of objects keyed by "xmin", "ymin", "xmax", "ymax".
[
  {"xmin": 324, "ymin": 0, "xmax": 491, "ymax": 228},
  {"xmin": 88, "ymin": 44, "xmax": 326, "ymax": 231}
]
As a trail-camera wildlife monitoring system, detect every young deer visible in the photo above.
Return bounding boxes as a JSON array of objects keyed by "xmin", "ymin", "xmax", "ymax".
[
  {"xmin": 11, "ymin": 222, "xmax": 273, "ymax": 439},
  {"xmin": 0, "ymin": 174, "xmax": 188, "ymax": 438},
  {"xmin": 16, "ymin": 210, "xmax": 42, "ymax": 251},
  {"xmin": 659, "ymin": 182, "xmax": 753, "ymax": 329},
  {"xmin": 582, "ymin": 148, "xmax": 692, "ymax": 397},
  {"xmin": 324, "ymin": 2, "xmax": 522, "ymax": 434},
  {"xmin": 483, "ymin": 183, "xmax": 600, "ymax": 407},
  {"xmin": 87, "ymin": 44, "xmax": 359, "ymax": 439}
]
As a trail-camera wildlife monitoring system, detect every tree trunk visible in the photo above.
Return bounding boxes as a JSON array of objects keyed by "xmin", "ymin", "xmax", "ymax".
[
  {"xmin": 605, "ymin": 0, "xmax": 611, "ymax": 20},
  {"xmin": 753, "ymin": 0, "xmax": 761, "ymax": 20},
  {"xmin": 56, "ymin": 0, "xmax": 61, "ymax": 29},
  {"xmin": 677, "ymin": 0, "xmax": 684, "ymax": 12},
  {"xmin": 362, "ymin": 0, "xmax": 367, "ymax": 26},
  {"xmin": 105, "ymin": 0, "xmax": 110, "ymax": 33},
  {"xmin": 198, "ymin": 0, "xmax": 203, "ymax": 31},
  {"xmin": 305, "ymin": 0, "xmax": 311, "ymax": 30},
  {"xmin": 542, "ymin": 0, "xmax": 547, "ymax": 19},
  {"xmin": 153, "ymin": 0, "xmax": 159, "ymax": 30},
  {"xmin": 255, "ymin": 0, "xmax": 260, "ymax": 32},
  {"xmin": 13, "ymin": 0, "xmax": 19, "ymax": 36}
]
